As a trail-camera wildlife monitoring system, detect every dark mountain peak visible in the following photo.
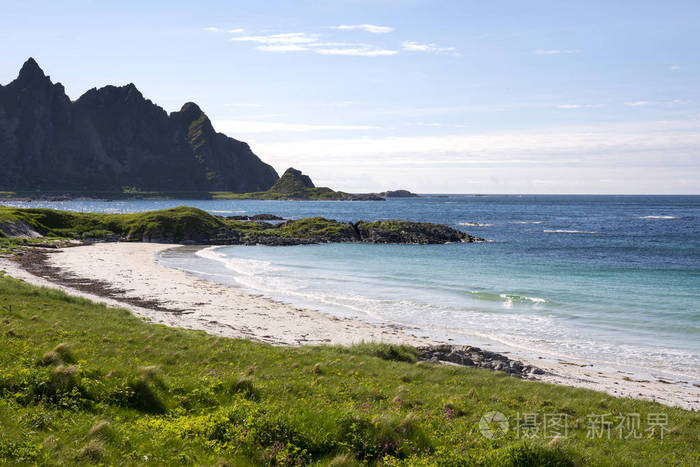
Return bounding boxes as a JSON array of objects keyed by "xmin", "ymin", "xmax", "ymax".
[
  {"xmin": 11, "ymin": 57, "xmax": 53, "ymax": 89},
  {"xmin": 172, "ymin": 102, "xmax": 210, "ymax": 130},
  {"xmin": 76, "ymin": 82, "xmax": 152, "ymax": 110},
  {"xmin": 180, "ymin": 101, "xmax": 202, "ymax": 114},
  {"xmin": 173, "ymin": 102, "xmax": 207, "ymax": 124},
  {"xmin": 0, "ymin": 58, "xmax": 279, "ymax": 193},
  {"xmin": 271, "ymin": 168, "xmax": 315, "ymax": 193},
  {"xmin": 18, "ymin": 57, "xmax": 46, "ymax": 80}
]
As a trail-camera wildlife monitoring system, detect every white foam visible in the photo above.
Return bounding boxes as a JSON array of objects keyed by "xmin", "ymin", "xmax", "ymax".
[
  {"xmin": 543, "ymin": 229, "xmax": 599, "ymax": 234},
  {"xmin": 499, "ymin": 293, "xmax": 548, "ymax": 308},
  {"xmin": 458, "ymin": 222, "xmax": 493, "ymax": 227},
  {"xmin": 211, "ymin": 209, "xmax": 246, "ymax": 214},
  {"xmin": 196, "ymin": 247, "xmax": 278, "ymax": 276},
  {"xmin": 639, "ymin": 215, "xmax": 678, "ymax": 220}
]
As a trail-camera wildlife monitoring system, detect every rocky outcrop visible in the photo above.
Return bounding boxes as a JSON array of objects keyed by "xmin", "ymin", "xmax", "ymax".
[
  {"xmin": 355, "ymin": 221, "xmax": 483, "ymax": 244},
  {"xmin": 0, "ymin": 220, "xmax": 43, "ymax": 238},
  {"xmin": 378, "ymin": 190, "xmax": 419, "ymax": 198},
  {"xmin": 0, "ymin": 58, "xmax": 279, "ymax": 192},
  {"xmin": 270, "ymin": 168, "xmax": 315, "ymax": 192},
  {"xmin": 418, "ymin": 345, "xmax": 546, "ymax": 378}
]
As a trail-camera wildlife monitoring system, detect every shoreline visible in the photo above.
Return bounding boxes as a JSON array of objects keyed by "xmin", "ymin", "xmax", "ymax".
[{"xmin": 1, "ymin": 242, "xmax": 698, "ymax": 410}]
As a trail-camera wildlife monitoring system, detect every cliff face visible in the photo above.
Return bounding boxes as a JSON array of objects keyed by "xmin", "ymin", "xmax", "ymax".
[{"xmin": 0, "ymin": 58, "xmax": 279, "ymax": 192}]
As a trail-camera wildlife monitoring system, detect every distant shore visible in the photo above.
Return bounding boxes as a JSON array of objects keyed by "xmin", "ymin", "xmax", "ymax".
[{"xmin": 1, "ymin": 242, "xmax": 698, "ymax": 410}]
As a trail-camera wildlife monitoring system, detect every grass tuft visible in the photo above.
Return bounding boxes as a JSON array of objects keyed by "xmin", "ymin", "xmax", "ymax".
[
  {"xmin": 52, "ymin": 343, "xmax": 76, "ymax": 363},
  {"xmin": 222, "ymin": 376, "xmax": 258, "ymax": 400},
  {"xmin": 87, "ymin": 420, "xmax": 116, "ymax": 441},
  {"xmin": 127, "ymin": 378, "xmax": 166, "ymax": 414},
  {"xmin": 77, "ymin": 439, "xmax": 105, "ymax": 462}
]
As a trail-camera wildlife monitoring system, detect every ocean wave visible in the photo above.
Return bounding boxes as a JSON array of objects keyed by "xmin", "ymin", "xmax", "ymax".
[
  {"xmin": 458, "ymin": 222, "xmax": 493, "ymax": 227},
  {"xmin": 499, "ymin": 293, "xmax": 548, "ymax": 308},
  {"xmin": 196, "ymin": 247, "xmax": 278, "ymax": 275},
  {"xmin": 639, "ymin": 215, "xmax": 678, "ymax": 220},
  {"xmin": 211, "ymin": 209, "xmax": 247, "ymax": 214},
  {"xmin": 512, "ymin": 221, "xmax": 544, "ymax": 224},
  {"xmin": 543, "ymin": 229, "xmax": 599, "ymax": 234}
]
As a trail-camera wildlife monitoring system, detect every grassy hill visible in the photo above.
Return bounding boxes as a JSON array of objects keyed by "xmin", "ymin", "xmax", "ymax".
[{"xmin": 0, "ymin": 273, "xmax": 697, "ymax": 465}]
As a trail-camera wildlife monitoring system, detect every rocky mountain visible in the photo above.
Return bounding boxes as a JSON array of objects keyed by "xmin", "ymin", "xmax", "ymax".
[
  {"xmin": 0, "ymin": 58, "xmax": 279, "ymax": 192},
  {"xmin": 269, "ymin": 167, "xmax": 316, "ymax": 193}
]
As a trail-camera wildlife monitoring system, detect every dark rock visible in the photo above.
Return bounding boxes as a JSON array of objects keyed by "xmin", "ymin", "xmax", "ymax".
[
  {"xmin": 417, "ymin": 344, "xmax": 545, "ymax": 378},
  {"xmin": 250, "ymin": 214, "xmax": 284, "ymax": 221},
  {"xmin": 355, "ymin": 220, "xmax": 484, "ymax": 244},
  {"xmin": 347, "ymin": 193, "xmax": 386, "ymax": 201},
  {"xmin": 378, "ymin": 190, "xmax": 419, "ymax": 198},
  {"xmin": 0, "ymin": 58, "xmax": 279, "ymax": 192}
]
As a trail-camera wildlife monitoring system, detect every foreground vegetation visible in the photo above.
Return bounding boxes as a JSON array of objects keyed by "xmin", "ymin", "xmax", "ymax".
[{"xmin": 0, "ymin": 273, "xmax": 697, "ymax": 465}]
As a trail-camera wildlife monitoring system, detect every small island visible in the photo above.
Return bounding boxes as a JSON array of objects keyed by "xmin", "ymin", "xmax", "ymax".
[{"xmin": 212, "ymin": 167, "xmax": 386, "ymax": 201}]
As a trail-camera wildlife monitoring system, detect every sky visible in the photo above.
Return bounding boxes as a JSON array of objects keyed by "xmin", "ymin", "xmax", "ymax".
[{"xmin": 1, "ymin": 0, "xmax": 699, "ymax": 194}]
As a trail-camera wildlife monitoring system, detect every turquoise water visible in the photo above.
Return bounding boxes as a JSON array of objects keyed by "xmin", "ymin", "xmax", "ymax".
[{"xmin": 5, "ymin": 195, "xmax": 699, "ymax": 382}]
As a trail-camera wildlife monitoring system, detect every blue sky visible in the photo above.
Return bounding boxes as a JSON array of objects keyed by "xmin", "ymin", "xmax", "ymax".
[{"xmin": 1, "ymin": 0, "xmax": 699, "ymax": 193}]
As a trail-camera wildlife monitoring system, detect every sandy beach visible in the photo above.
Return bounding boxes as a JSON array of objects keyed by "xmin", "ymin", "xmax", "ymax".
[{"xmin": 1, "ymin": 242, "xmax": 698, "ymax": 410}]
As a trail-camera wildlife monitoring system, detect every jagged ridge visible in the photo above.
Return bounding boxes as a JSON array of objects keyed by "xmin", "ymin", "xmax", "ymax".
[{"xmin": 0, "ymin": 58, "xmax": 279, "ymax": 192}]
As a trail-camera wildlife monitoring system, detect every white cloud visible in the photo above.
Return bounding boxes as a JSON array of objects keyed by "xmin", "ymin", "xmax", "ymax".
[
  {"xmin": 381, "ymin": 106, "xmax": 468, "ymax": 116},
  {"xmin": 557, "ymin": 104, "xmax": 604, "ymax": 109},
  {"xmin": 205, "ymin": 27, "xmax": 244, "ymax": 33},
  {"xmin": 670, "ymin": 65, "xmax": 681, "ymax": 71},
  {"xmin": 214, "ymin": 120, "xmax": 379, "ymax": 133},
  {"xmin": 225, "ymin": 103, "xmax": 263, "ymax": 108},
  {"xmin": 229, "ymin": 31, "xmax": 396, "ymax": 56},
  {"xmin": 535, "ymin": 49, "xmax": 578, "ymax": 55},
  {"xmin": 247, "ymin": 119, "xmax": 700, "ymax": 167},
  {"xmin": 315, "ymin": 47, "xmax": 397, "ymax": 56},
  {"xmin": 231, "ymin": 32, "xmax": 319, "ymax": 45},
  {"xmin": 330, "ymin": 24, "xmax": 393, "ymax": 34},
  {"xmin": 401, "ymin": 41, "xmax": 457, "ymax": 54},
  {"xmin": 258, "ymin": 45, "xmax": 308, "ymax": 52},
  {"xmin": 213, "ymin": 119, "xmax": 700, "ymax": 193},
  {"xmin": 625, "ymin": 101, "xmax": 649, "ymax": 107}
]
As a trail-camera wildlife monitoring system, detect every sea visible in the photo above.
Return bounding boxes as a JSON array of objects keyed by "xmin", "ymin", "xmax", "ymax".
[{"xmin": 5, "ymin": 195, "xmax": 699, "ymax": 384}]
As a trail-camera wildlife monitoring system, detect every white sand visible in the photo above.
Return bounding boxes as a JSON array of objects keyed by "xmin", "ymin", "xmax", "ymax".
[{"xmin": 1, "ymin": 242, "xmax": 698, "ymax": 410}]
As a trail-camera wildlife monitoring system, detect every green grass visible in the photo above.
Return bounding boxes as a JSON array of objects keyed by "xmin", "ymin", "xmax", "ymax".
[
  {"xmin": 0, "ymin": 206, "xmax": 225, "ymax": 241},
  {"xmin": 0, "ymin": 273, "xmax": 697, "ymax": 465},
  {"xmin": 0, "ymin": 237, "xmax": 72, "ymax": 255},
  {"xmin": 2, "ymin": 207, "xmax": 430, "ymax": 245},
  {"xmin": 211, "ymin": 187, "xmax": 351, "ymax": 201}
]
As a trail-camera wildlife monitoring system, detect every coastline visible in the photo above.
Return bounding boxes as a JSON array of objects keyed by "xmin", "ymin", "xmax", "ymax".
[{"xmin": 1, "ymin": 242, "xmax": 698, "ymax": 410}]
